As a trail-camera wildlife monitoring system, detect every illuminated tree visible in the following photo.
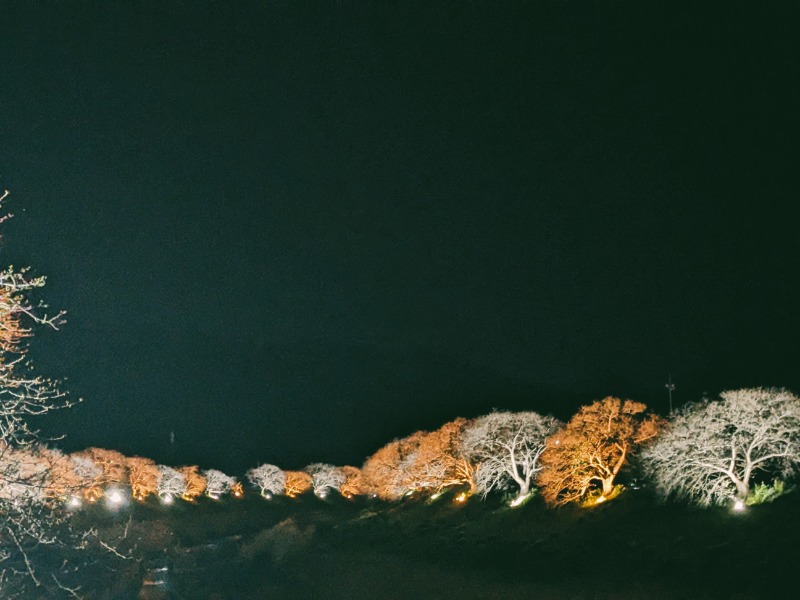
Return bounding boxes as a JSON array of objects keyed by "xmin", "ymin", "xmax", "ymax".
[
  {"xmin": 361, "ymin": 431, "xmax": 426, "ymax": 500},
  {"xmin": 284, "ymin": 470, "xmax": 313, "ymax": 497},
  {"xmin": 127, "ymin": 456, "xmax": 160, "ymax": 501},
  {"xmin": 305, "ymin": 463, "xmax": 346, "ymax": 497},
  {"xmin": 76, "ymin": 447, "xmax": 129, "ymax": 488},
  {"xmin": 460, "ymin": 411, "xmax": 561, "ymax": 501},
  {"xmin": 0, "ymin": 190, "xmax": 119, "ymax": 596},
  {"xmin": 157, "ymin": 465, "xmax": 187, "ymax": 499},
  {"xmin": 339, "ymin": 466, "xmax": 364, "ymax": 498},
  {"xmin": 40, "ymin": 448, "xmax": 84, "ymax": 499},
  {"xmin": 0, "ymin": 445, "xmax": 48, "ymax": 502},
  {"xmin": 640, "ymin": 388, "xmax": 800, "ymax": 506},
  {"xmin": 70, "ymin": 454, "xmax": 104, "ymax": 502},
  {"xmin": 178, "ymin": 465, "xmax": 207, "ymax": 500},
  {"xmin": 402, "ymin": 418, "xmax": 476, "ymax": 495},
  {"xmin": 203, "ymin": 468, "xmax": 236, "ymax": 498},
  {"xmin": 246, "ymin": 463, "xmax": 285, "ymax": 498},
  {"xmin": 539, "ymin": 397, "xmax": 661, "ymax": 506}
]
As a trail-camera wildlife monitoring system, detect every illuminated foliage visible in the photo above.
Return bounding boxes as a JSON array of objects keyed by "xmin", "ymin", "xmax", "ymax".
[
  {"xmin": 305, "ymin": 463, "xmax": 346, "ymax": 497},
  {"xmin": 402, "ymin": 418, "xmax": 476, "ymax": 495},
  {"xmin": 539, "ymin": 397, "xmax": 661, "ymax": 506},
  {"xmin": 40, "ymin": 448, "xmax": 84, "ymax": 499},
  {"xmin": 246, "ymin": 463, "xmax": 285, "ymax": 497},
  {"xmin": 70, "ymin": 454, "xmax": 104, "ymax": 501},
  {"xmin": 460, "ymin": 411, "xmax": 561, "ymax": 500},
  {"xmin": 203, "ymin": 468, "xmax": 237, "ymax": 498},
  {"xmin": 157, "ymin": 465, "xmax": 187, "ymax": 498},
  {"xmin": 284, "ymin": 470, "xmax": 313, "ymax": 498},
  {"xmin": 76, "ymin": 448, "xmax": 129, "ymax": 487},
  {"xmin": 361, "ymin": 431, "xmax": 426, "ymax": 500},
  {"xmin": 339, "ymin": 466, "xmax": 364, "ymax": 498},
  {"xmin": 127, "ymin": 456, "xmax": 160, "ymax": 501},
  {"xmin": 640, "ymin": 388, "xmax": 800, "ymax": 506},
  {"xmin": 178, "ymin": 465, "xmax": 207, "ymax": 500},
  {"xmin": 0, "ymin": 445, "xmax": 48, "ymax": 502}
]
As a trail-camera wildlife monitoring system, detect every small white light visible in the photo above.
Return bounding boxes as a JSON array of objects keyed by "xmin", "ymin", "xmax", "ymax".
[
  {"xmin": 733, "ymin": 499, "xmax": 746, "ymax": 512},
  {"xmin": 67, "ymin": 496, "xmax": 82, "ymax": 509},
  {"xmin": 161, "ymin": 494, "xmax": 174, "ymax": 505},
  {"xmin": 264, "ymin": 491, "xmax": 273, "ymax": 500}
]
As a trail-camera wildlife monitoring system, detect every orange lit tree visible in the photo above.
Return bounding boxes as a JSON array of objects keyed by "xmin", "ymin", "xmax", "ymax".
[
  {"xmin": 178, "ymin": 465, "xmax": 207, "ymax": 500},
  {"xmin": 127, "ymin": 456, "xmax": 160, "ymax": 501},
  {"xmin": 284, "ymin": 470, "xmax": 313, "ymax": 497},
  {"xmin": 403, "ymin": 418, "xmax": 476, "ymax": 495},
  {"xmin": 339, "ymin": 466, "xmax": 364, "ymax": 498},
  {"xmin": 538, "ymin": 397, "xmax": 661, "ymax": 506},
  {"xmin": 361, "ymin": 431, "xmax": 426, "ymax": 500}
]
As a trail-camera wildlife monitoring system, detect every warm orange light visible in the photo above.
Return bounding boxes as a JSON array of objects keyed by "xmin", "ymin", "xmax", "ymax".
[
  {"xmin": 595, "ymin": 495, "xmax": 606, "ymax": 504},
  {"xmin": 454, "ymin": 492, "xmax": 467, "ymax": 503}
]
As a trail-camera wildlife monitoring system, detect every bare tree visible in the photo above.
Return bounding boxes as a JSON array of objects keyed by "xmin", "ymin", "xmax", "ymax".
[
  {"xmin": 339, "ymin": 466, "xmax": 364, "ymax": 498},
  {"xmin": 126, "ymin": 456, "xmax": 160, "ymax": 501},
  {"xmin": 538, "ymin": 397, "xmax": 661, "ymax": 506},
  {"xmin": 178, "ymin": 465, "xmax": 206, "ymax": 500},
  {"xmin": 361, "ymin": 431, "xmax": 426, "ymax": 500},
  {"xmin": 460, "ymin": 411, "xmax": 562, "ymax": 501},
  {"xmin": 305, "ymin": 463, "xmax": 346, "ymax": 497},
  {"xmin": 246, "ymin": 463, "xmax": 285, "ymax": 498},
  {"xmin": 284, "ymin": 471, "xmax": 313, "ymax": 498},
  {"xmin": 203, "ymin": 468, "xmax": 236, "ymax": 498},
  {"xmin": 0, "ymin": 190, "xmax": 121, "ymax": 596},
  {"xmin": 157, "ymin": 465, "xmax": 187, "ymax": 500},
  {"xmin": 402, "ymin": 418, "xmax": 475, "ymax": 496},
  {"xmin": 640, "ymin": 388, "xmax": 800, "ymax": 506}
]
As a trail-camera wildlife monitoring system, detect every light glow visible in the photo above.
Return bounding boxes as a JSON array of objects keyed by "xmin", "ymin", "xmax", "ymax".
[
  {"xmin": 733, "ymin": 499, "xmax": 746, "ymax": 512},
  {"xmin": 67, "ymin": 496, "xmax": 82, "ymax": 509},
  {"xmin": 595, "ymin": 495, "xmax": 606, "ymax": 504},
  {"xmin": 105, "ymin": 488, "xmax": 128, "ymax": 510},
  {"xmin": 160, "ymin": 494, "xmax": 174, "ymax": 505},
  {"xmin": 454, "ymin": 492, "xmax": 468, "ymax": 503},
  {"xmin": 509, "ymin": 493, "xmax": 529, "ymax": 507}
]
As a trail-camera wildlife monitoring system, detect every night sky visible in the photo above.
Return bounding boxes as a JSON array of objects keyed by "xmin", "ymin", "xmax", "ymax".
[{"xmin": 1, "ymin": 1, "xmax": 797, "ymax": 473}]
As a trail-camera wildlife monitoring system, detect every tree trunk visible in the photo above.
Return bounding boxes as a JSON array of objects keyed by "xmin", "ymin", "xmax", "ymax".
[
  {"xmin": 601, "ymin": 477, "xmax": 615, "ymax": 497},
  {"xmin": 734, "ymin": 479, "xmax": 749, "ymax": 500},
  {"xmin": 518, "ymin": 481, "xmax": 530, "ymax": 498}
]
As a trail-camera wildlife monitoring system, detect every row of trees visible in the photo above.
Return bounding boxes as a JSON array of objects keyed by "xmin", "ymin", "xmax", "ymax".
[
  {"xmin": 4, "ymin": 388, "xmax": 798, "ymax": 512},
  {"xmin": 3, "ymin": 190, "xmax": 800, "ymax": 594}
]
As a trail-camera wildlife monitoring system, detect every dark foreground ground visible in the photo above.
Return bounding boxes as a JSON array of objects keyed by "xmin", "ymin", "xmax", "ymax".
[{"xmin": 35, "ymin": 489, "xmax": 800, "ymax": 599}]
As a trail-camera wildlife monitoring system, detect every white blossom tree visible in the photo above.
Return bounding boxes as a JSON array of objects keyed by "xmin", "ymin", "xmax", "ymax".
[
  {"xmin": 203, "ymin": 468, "xmax": 236, "ymax": 498},
  {"xmin": 246, "ymin": 463, "xmax": 285, "ymax": 498},
  {"xmin": 460, "ymin": 411, "xmax": 562, "ymax": 501},
  {"xmin": 157, "ymin": 465, "xmax": 187, "ymax": 499},
  {"xmin": 305, "ymin": 463, "xmax": 346, "ymax": 497},
  {"xmin": 640, "ymin": 388, "xmax": 800, "ymax": 506}
]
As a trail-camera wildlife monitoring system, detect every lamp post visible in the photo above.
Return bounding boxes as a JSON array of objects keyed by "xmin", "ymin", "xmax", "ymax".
[{"xmin": 665, "ymin": 374, "xmax": 675, "ymax": 415}]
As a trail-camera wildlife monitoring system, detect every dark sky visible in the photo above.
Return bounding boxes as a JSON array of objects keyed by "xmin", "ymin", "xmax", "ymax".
[{"xmin": 1, "ymin": 1, "xmax": 797, "ymax": 473}]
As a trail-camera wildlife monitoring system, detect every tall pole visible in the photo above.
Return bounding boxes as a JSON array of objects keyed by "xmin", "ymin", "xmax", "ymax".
[{"xmin": 665, "ymin": 374, "xmax": 675, "ymax": 415}]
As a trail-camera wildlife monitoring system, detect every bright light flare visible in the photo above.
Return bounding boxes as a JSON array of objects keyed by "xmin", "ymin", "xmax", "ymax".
[
  {"xmin": 105, "ymin": 488, "xmax": 128, "ymax": 510},
  {"xmin": 160, "ymin": 494, "xmax": 174, "ymax": 505},
  {"xmin": 430, "ymin": 492, "xmax": 443, "ymax": 500},
  {"xmin": 454, "ymin": 492, "xmax": 468, "ymax": 504},
  {"xmin": 67, "ymin": 496, "xmax": 82, "ymax": 509},
  {"xmin": 733, "ymin": 499, "xmax": 746, "ymax": 512},
  {"xmin": 595, "ymin": 496, "xmax": 607, "ymax": 504}
]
